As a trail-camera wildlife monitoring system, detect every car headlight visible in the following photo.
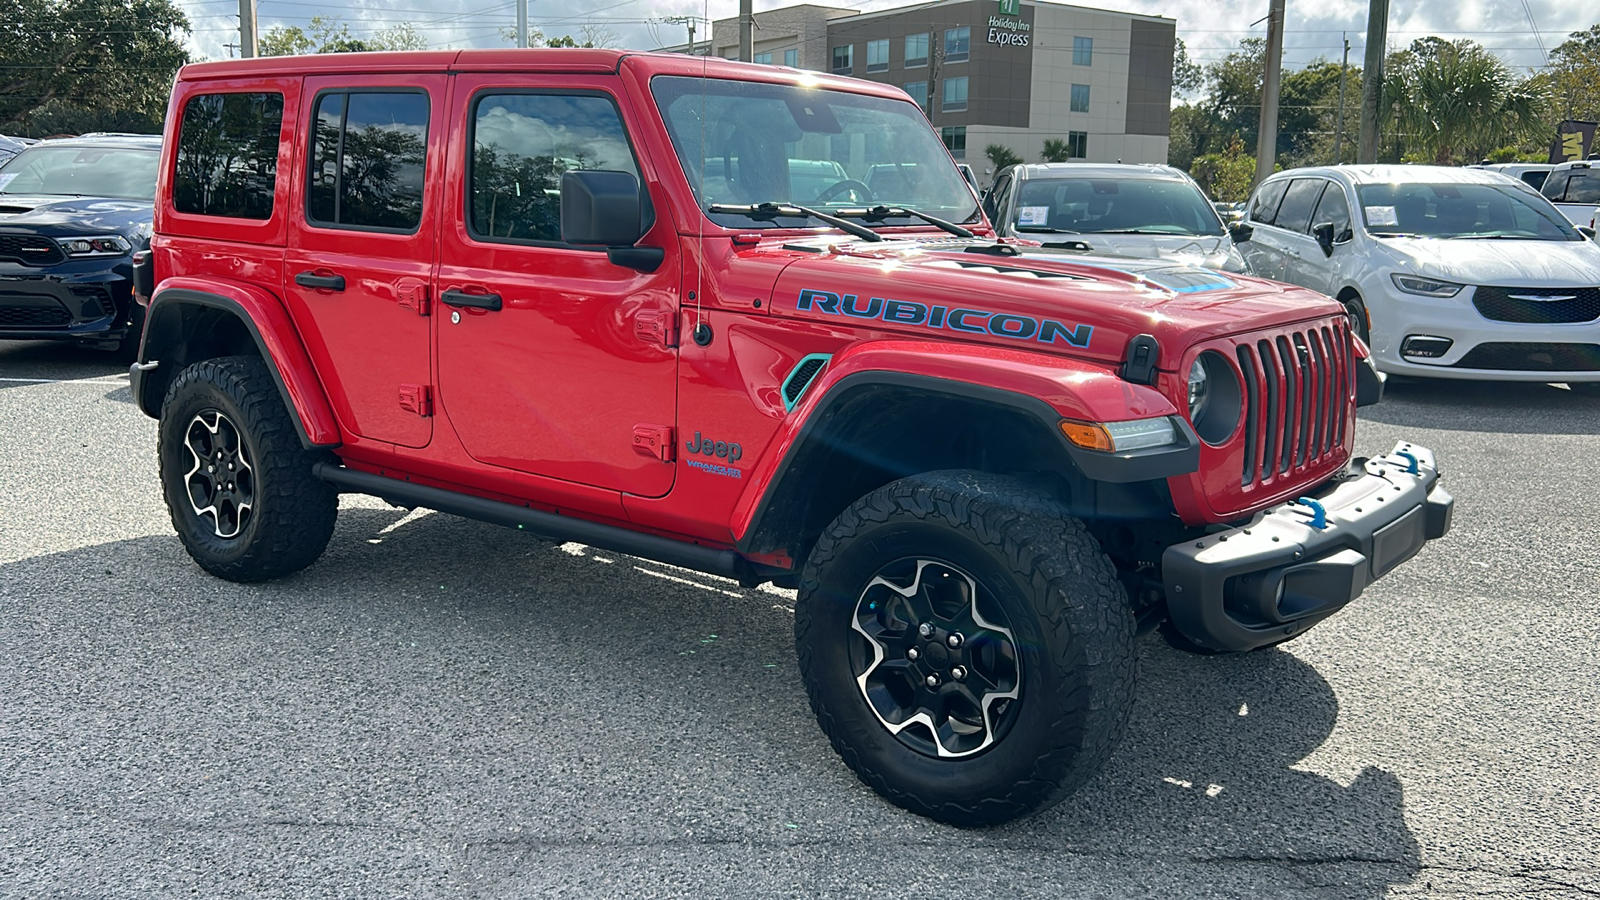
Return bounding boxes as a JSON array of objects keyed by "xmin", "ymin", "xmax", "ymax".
[
  {"xmin": 1391, "ymin": 274, "xmax": 1462, "ymax": 297},
  {"xmin": 1187, "ymin": 351, "xmax": 1242, "ymax": 445},
  {"xmin": 57, "ymin": 235, "xmax": 131, "ymax": 258}
]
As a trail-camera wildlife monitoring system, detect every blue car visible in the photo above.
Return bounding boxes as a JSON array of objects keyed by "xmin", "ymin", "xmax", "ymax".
[{"xmin": 0, "ymin": 133, "xmax": 162, "ymax": 358}]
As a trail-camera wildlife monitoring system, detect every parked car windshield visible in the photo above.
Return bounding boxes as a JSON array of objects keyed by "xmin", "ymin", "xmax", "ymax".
[
  {"xmin": 1354, "ymin": 181, "xmax": 1580, "ymax": 240},
  {"xmin": 652, "ymin": 75, "xmax": 979, "ymax": 228},
  {"xmin": 1011, "ymin": 177, "xmax": 1225, "ymax": 236},
  {"xmin": 0, "ymin": 145, "xmax": 161, "ymax": 201}
]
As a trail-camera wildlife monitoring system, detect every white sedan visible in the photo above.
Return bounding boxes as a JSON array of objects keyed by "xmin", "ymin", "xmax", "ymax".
[{"xmin": 1237, "ymin": 164, "xmax": 1600, "ymax": 393}]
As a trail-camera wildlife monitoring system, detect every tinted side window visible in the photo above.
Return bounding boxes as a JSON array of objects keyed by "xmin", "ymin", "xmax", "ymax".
[
  {"xmin": 984, "ymin": 172, "xmax": 1010, "ymax": 221},
  {"xmin": 307, "ymin": 91, "xmax": 429, "ymax": 232},
  {"xmin": 1566, "ymin": 171, "xmax": 1600, "ymax": 204},
  {"xmin": 1273, "ymin": 178, "xmax": 1326, "ymax": 233},
  {"xmin": 1249, "ymin": 180, "xmax": 1288, "ymax": 225},
  {"xmin": 469, "ymin": 92, "xmax": 639, "ymax": 244},
  {"xmin": 174, "ymin": 92, "xmax": 284, "ymax": 219},
  {"xmin": 1310, "ymin": 181, "xmax": 1351, "ymax": 237},
  {"xmin": 1541, "ymin": 172, "xmax": 1568, "ymax": 200}
]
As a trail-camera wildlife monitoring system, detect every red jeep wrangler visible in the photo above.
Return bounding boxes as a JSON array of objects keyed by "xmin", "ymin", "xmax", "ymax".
[{"xmin": 131, "ymin": 50, "xmax": 1452, "ymax": 825}]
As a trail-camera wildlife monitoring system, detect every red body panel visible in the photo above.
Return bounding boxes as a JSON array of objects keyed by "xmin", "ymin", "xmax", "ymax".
[{"xmin": 151, "ymin": 49, "xmax": 1363, "ymax": 558}]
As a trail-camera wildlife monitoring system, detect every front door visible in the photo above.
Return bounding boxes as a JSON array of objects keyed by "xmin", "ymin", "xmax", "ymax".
[
  {"xmin": 284, "ymin": 76, "xmax": 446, "ymax": 448},
  {"xmin": 434, "ymin": 75, "xmax": 679, "ymax": 498}
]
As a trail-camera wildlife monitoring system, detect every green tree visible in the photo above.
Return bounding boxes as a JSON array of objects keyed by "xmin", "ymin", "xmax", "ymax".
[
  {"xmin": 1172, "ymin": 38, "xmax": 1203, "ymax": 97},
  {"xmin": 985, "ymin": 144, "xmax": 1022, "ymax": 169},
  {"xmin": 1040, "ymin": 138, "xmax": 1070, "ymax": 162},
  {"xmin": 0, "ymin": 0, "xmax": 189, "ymax": 132},
  {"xmin": 1545, "ymin": 24, "xmax": 1600, "ymax": 122},
  {"xmin": 1386, "ymin": 38, "xmax": 1546, "ymax": 164},
  {"xmin": 260, "ymin": 16, "xmax": 426, "ymax": 56},
  {"xmin": 1189, "ymin": 138, "xmax": 1258, "ymax": 202}
]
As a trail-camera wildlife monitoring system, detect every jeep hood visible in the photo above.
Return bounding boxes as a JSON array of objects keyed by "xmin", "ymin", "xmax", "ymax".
[
  {"xmin": 1376, "ymin": 235, "xmax": 1600, "ymax": 286},
  {"xmin": 765, "ymin": 238, "xmax": 1341, "ymax": 371}
]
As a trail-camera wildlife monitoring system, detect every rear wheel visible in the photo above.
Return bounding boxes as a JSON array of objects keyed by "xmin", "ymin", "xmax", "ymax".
[
  {"xmin": 158, "ymin": 355, "xmax": 337, "ymax": 582},
  {"xmin": 795, "ymin": 470, "xmax": 1137, "ymax": 826}
]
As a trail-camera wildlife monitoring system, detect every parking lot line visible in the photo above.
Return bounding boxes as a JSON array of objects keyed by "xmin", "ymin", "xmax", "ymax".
[{"xmin": 0, "ymin": 377, "xmax": 129, "ymax": 385}]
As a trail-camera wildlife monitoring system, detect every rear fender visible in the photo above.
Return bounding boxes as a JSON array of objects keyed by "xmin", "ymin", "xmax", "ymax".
[
  {"xmin": 732, "ymin": 341, "xmax": 1195, "ymax": 562},
  {"xmin": 134, "ymin": 278, "xmax": 340, "ymax": 448}
]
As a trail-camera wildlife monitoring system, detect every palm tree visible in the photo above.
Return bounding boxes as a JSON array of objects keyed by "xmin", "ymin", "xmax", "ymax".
[
  {"xmin": 1387, "ymin": 39, "xmax": 1546, "ymax": 164},
  {"xmin": 1040, "ymin": 139, "xmax": 1071, "ymax": 162}
]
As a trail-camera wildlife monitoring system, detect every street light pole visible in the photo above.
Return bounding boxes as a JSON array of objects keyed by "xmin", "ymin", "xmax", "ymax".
[{"xmin": 517, "ymin": 0, "xmax": 528, "ymax": 48}]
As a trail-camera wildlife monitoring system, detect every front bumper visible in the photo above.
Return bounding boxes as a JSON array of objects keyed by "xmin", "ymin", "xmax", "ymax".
[
  {"xmin": 1162, "ymin": 441, "xmax": 1452, "ymax": 652},
  {"xmin": 0, "ymin": 263, "xmax": 135, "ymax": 343},
  {"xmin": 1368, "ymin": 285, "xmax": 1600, "ymax": 382}
]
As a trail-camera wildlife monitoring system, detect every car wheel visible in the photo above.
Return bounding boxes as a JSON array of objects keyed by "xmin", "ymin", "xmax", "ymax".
[
  {"xmin": 158, "ymin": 355, "xmax": 337, "ymax": 582},
  {"xmin": 795, "ymin": 470, "xmax": 1137, "ymax": 826},
  {"xmin": 1341, "ymin": 294, "xmax": 1371, "ymax": 344}
]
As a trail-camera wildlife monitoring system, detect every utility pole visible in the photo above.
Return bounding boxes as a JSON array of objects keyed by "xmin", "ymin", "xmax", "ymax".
[
  {"xmin": 1253, "ymin": 0, "xmax": 1285, "ymax": 187},
  {"xmin": 224, "ymin": 41, "xmax": 240, "ymax": 58},
  {"xmin": 516, "ymin": 0, "xmax": 528, "ymax": 48},
  {"xmin": 927, "ymin": 29, "xmax": 942, "ymax": 125},
  {"xmin": 663, "ymin": 16, "xmax": 697, "ymax": 55},
  {"xmin": 236, "ymin": 0, "xmax": 257, "ymax": 58},
  {"xmin": 739, "ymin": 0, "xmax": 752, "ymax": 61},
  {"xmin": 1332, "ymin": 33, "xmax": 1350, "ymax": 164},
  {"xmin": 1357, "ymin": 0, "xmax": 1389, "ymax": 163}
]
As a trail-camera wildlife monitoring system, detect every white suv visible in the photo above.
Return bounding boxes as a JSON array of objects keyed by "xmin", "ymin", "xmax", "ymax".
[{"xmin": 1238, "ymin": 165, "xmax": 1600, "ymax": 391}]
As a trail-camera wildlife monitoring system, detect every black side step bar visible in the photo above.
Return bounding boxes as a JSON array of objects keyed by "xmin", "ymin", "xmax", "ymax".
[{"xmin": 313, "ymin": 463, "xmax": 779, "ymax": 586}]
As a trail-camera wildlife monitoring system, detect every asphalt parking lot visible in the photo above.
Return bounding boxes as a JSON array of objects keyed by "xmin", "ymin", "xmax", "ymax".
[{"xmin": 2, "ymin": 339, "xmax": 1597, "ymax": 899}]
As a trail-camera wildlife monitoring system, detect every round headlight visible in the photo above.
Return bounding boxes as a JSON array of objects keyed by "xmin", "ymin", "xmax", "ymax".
[
  {"xmin": 1187, "ymin": 358, "xmax": 1209, "ymax": 417},
  {"xmin": 1187, "ymin": 351, "xmax": 1243, "ymax": 445}
]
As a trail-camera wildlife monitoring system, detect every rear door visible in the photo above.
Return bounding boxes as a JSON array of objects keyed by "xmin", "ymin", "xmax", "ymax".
[
  {"xmin": 433, "ymin": 74, "xmax": 679, "ymax": 498},
  {"xmin": 1256, "ymin": 177, "xmax": 1326, "ymax": 289},
  {"xmin": 1241, "ymin": 179, "xmax": 1289, "ymax": 279},
  {"xmin": 284, "ymin": 75, "xmax": 446, "ymax": 448}
]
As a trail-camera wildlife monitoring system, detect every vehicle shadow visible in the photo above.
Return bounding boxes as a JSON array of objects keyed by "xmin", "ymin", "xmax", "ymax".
[
  {"xmin": 0, "ymin": 340, "xmax": 127, "ymax": 387},
  {"xmin": 0, "ymin": 509, "xmax": 1419, "ymax": 897},
  {"xmin": 1358, "ymin": 376, "xmax": 1600, "ymax": 434}
]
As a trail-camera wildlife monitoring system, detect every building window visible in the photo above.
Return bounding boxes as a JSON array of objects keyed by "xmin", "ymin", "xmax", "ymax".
[
  {"xmin": 1071, "ymin": 84, "xmax": 1090, "ymax": 113},
  {"xmin": 754, "ymin": 51, "xmax": 772, "ymax": 64},
  {"xmin": 904, "ymin": 33, "xmax": 929, "ymax": 68},
  {"xmin": 942, "ymin": 76, "xmax": 968, "ymax": 112},
  {"xmin": 832, "ymin": 44, "xmax": 853, "ymax": 74},
  {"xmin": 904, "ymin": 81, "xmax": 928, "ymax": 110},
  {"xmin": 944, "ymin": 27, "xmax": 970, "ymax": 63},
  {"xmin": 784, "ymin": 48, "xmax": 798, "ymax": 67},
  {"xmin": 1073, "ymin": 36, "xmax": 1093, "ymax": 66},
  {"xmin": 866, "ymin": 39, "xmax": 889, "ymax": 73},
  {"xmin": 941, "ymin": 125, "xmax": 966, "ymax": 159},
  {"xmin": 1067, "ymin": 131, "xmax": 1088, "ymax": 159}
]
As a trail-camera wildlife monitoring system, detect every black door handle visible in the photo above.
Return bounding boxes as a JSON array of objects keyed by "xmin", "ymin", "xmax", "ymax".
[
  {"xmin": 295, "ymin": 271, "xmax": 345, "ymax": 291},
  {"xmin": 440, "ymin": 289, "xmax": 503, "ymax": 312}
]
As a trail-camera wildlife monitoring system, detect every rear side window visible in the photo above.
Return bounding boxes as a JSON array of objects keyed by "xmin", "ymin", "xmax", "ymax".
[
  {"xmin": 469, "ymin": 92, "xmax": 639, "ymax": 244},
  {"xmin": 1541, "ymin": 172, "xmax": 1568, "ymax": 200},
  {"xmin": 308, "ymin": 91, "xmax": 429, "ymax": 232},
  {"xmin": 174, "ymin": 92, "xmax": 285, "ymax": 219},
  {"xmin": 1249, "ymin": 180, "xmax": 1288, "ymax": 225},
  {"xmin": 1272, "ymin": 178, "xmax": 1326, "ymax": 233},
  {"xmin": 1564, "ymin": 171, "xmax": 1600, "ymax": 204}
]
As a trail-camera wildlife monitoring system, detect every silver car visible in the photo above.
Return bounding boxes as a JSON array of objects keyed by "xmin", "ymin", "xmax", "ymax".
[{"xmin": 983, "ymin": 163, "xmax": 1250, "ymax": 273}]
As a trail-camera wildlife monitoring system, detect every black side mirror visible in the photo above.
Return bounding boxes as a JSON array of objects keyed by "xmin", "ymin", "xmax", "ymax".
[
  {"xmin": 561, "ymin": 170, "xmax": 662, "ymax": 272},
  {"xmin": 1228, "ymin": 221, "xmax": 1253, "ymax": 243},
  {"xmin": 1312, "ymin": 221, "xmax": 1336, "ymax": 257},
  {"xmin": 1580, "ymin": 225, "xmax": 1597, "ymax": 240}
]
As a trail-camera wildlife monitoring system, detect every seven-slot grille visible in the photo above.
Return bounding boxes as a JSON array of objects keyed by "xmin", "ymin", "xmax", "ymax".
[
  {"xmin": 1233, "ymin": 319, "xmax": 1354, "ymax": 486},
  {"xmin": 1472, "ymin": 286, "xmax": 1600, "ymax": 324},
  {"xmin": 0, "ymin": 234, "xmax": 64, "ymax": 266}
]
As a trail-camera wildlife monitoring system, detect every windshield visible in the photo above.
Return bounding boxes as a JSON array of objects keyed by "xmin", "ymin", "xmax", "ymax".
[
  {"xmin": 1012, "ymin": 177, "xmax": 1224, "ymax": 236},
  {"xmin": 651, "ymin": 75, "xmax": 979, "ymax": 229},
  {"xmin": 0, "ymin": 146, "xmax": 160, "ymax": 201},
  {"xmin": 1355, "ymin": 181, "xmax": 1579, "ymax": 240}
]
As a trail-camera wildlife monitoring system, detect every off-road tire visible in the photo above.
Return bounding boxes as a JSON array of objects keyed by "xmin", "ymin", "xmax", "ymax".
[
  {"xmin": 795, "ymin": 470, "xmax": 1137, "ymax": 826},
  {"xmin": 158, "ymin": 355, "xmax": 337, "ymax": 582}
]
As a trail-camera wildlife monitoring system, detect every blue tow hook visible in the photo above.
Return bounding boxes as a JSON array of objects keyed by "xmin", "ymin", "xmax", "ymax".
[
  {"xmin": 1291, "ymin": 497, "xmax": 1329, "ymax": 530},
  {"xmin": 1392, "ymin": 450, "xmax": 1420, "ymax": 475}
]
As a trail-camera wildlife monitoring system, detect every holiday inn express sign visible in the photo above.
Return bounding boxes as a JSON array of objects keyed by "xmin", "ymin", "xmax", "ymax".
[{"xmin": 989, "ymin": 0, "xmax": 1030, "ymax": 46}]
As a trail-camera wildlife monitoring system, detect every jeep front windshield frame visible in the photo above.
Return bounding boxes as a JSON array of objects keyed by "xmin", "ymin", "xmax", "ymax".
[{"xmin": 651, "ymin": 75, "xmax": 980, "ymax": 231}]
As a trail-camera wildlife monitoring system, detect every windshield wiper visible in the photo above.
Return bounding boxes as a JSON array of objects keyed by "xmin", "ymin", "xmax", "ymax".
[
  {"xmin": 1015, "ymin": 225, "xmax": 1079, "ymax": 234},
  {"xmin": 707, "ymin": 202, "xmax": 882, "ymax": 242},
  {"xmin": 1092, "ymin": 229, "xmax": 1194, "ymax": 235},
  {"xmin": 833, "ymin": 205, "xmax": 974, "ymax": 238}
]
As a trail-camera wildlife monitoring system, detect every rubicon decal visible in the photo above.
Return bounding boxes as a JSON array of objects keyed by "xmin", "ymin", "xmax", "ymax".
[{"xmin": 796, "ymin": 289, "xmax": 1092, "ymax": 348}]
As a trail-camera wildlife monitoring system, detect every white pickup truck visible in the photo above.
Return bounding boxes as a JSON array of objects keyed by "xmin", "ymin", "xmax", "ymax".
[{"xmin": 1541, "ymin": 159, "xmax": 1600, "ymax": 232}]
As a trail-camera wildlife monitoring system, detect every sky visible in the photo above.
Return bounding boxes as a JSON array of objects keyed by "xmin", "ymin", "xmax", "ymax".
[{"xmin": 180, "ymin": 0, "xmax": 1600, "ymax": 79}]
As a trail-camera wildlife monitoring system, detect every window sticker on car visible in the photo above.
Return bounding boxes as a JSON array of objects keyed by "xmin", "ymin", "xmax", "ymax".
[
  {"xmin": 0, "ymin": 174, "xmax": 16, "ymax": 190},
  {"xmin": 1018, "ymin": 206, "xmax": 1050, "ymax": 226},
  {"xmin": 1365, "ymin": 205, "xmax": 1399, "ymax": 226}
]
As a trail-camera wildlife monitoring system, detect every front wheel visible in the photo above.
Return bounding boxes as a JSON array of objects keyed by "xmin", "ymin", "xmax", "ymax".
[
  {"xmin": 158, "ymin": 355, "xmax": 338, "ymax": 582},
  {"xmin": 795, "ymin": 471, "xmax": 1137, "ymax": 826},
  {"xmin": 1341, "ymin": 294, "xmax": 1371, "ymax": 344}
]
